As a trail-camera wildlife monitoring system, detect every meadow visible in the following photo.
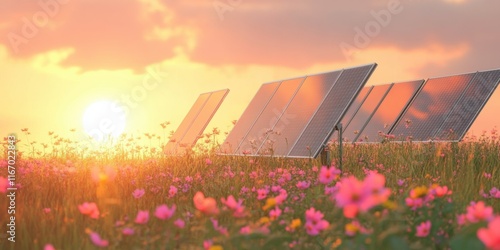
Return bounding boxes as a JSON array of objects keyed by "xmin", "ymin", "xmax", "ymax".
[{"xmin": 1, "ymin": 128, "xmax": 499, "ymax": 250}]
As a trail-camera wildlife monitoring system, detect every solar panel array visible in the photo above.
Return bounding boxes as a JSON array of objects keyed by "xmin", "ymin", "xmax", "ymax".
[
  {"xmin": 164, "ymin": 89, "xmax": 229, "ymax": 155},
  {"xmin": 221, "ymin": 63, "xmax": 376, "ymax": 158},
  {"xmin": 390, "ymin": 69, "xmax": 500, "ymax": 142}
]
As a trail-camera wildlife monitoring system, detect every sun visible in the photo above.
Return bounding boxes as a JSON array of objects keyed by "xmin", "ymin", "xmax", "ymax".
[{"xmin": 82, "ymin": 100, "xmax": 127, "ymax": 141}]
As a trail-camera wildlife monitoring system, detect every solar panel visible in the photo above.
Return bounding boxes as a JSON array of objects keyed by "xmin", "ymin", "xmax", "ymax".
[
  {"xmin": 164, "ymin": 92, "xmax": 211, "ymax": 154},
  {"xmin": 257, "ymin": 71, "xmax": 343, "ymax": 156},
  {"xmin": 164, "ymin": 89, "xmax": 229, "ymax": 154},
  {"xmin": 220, "ymin": 82, "xmax": 280, "ymax": 154},
  {"xmin": 236, "ymin": 77, "xmax": 304, "ymax": 155},
  {"xmin": 341, "ymin": 84, "xmax": 392, "ymax": 142},
  {"xmin": 328, "ymin": 86, "xmax": 373, "ymax": 143},
  {"xmin": 355, "ymin": 80, "xmax": 424, "ymax": 142},
  {"xmin": 390, "ymin": 73, "xmax": 475, "ymax": 141},
  {"xmin": 288, "ymin": 63, "xmax": 377, "ymax": 158},
  {"xmin": 435, "ymin": 69, "xmax": 500, "ymax": 141}
]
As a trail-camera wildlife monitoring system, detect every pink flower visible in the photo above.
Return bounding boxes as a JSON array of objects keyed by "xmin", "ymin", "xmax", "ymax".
[
  {"xmin": 169, "ymin": 185, "xmax": 178, "ymax": 197},
  {"xmin": 43, "ymin": 208, "xmax": 51, "ymax": 214},
  {"xmin": 132, "ymin": 189, "xmax": 145, "ymax": 199},
  {"xmin": 296, "ymin": 181, "xmax": 310, "ymax": 190},
  {"xmin": 122, "ymin": 227, "xmax": 135, "ymax": 236},
  {"xmin": 205, "ymin": 158, "xmax": 212, "ymax": 165},
  {"xmin": 154, "ymin": 204, "xmax": 176, "ymax": 220},
  {"xmin": 405, "ymin": 197, "xmax": 424, "ymax": 210},
  {"xmin": 432, "ymin": 185, "xmax": 452, "ymax": 197},
  {"xmin": 490, "ymin": 187, "xmax": 500, "ymax": 199},
  {"xmin": 466, "ymin": 201, "xmax": 494, "ymax": 223},
  {"xmin": 194, "ymin": 191, "xmax": 219, "ymax": 215},
  {"xmin": 174, "ymin": 218, "xmax": 185, "ymax": 228},
  {"xmin": 211, "ymin": 218, "xmax": 229, "ymax": 235},
  {"xmin": 269, "ymin": 207, "xmax": 282, "ymax": 220},
  {"xmin": 240, "ymin": 226, "xmax": 252, "ymax": 235},
  {"xmin": 44, "ymin": 244, "xmax": 56, "ymax": 250},
  {"xmin": 134, "ymin": 210, "xmax": 149, "ymax": 224},
  {"xmin": 304, "ymin": 207, "xmax": 330, "ymax": 236},
  {"xmin": 78, "ymin": 202, "xmax": 100, "ymax": 219},
  {"xmin": 257, "ymin": 188, "xmax": 269, "ymax": 200},
  {"xmin": 319, "ymin": 166, "xmax": 341, "ymax": 185},
  {"xmin": 221, "ymin": 195, "xmax": 245, "ymax": 217},
  {"xmin": 397, "ymin": 179, "xmax": 405, "ymax": 186},
  {"xmin": 89, "ymin": 232, "xmax": 109, "ymax": 247},
  {"xmin": 477, "ymin": 217, "xmax": 500, "ymax": 250},
  {"xmin": 203, "ymin": 240, "xmax": 213, "ymax": 250},
  {"xmin": 0, "ymin": 176, "xmax": 9, "ymax": 193},
  {"xmin": 416, "ymin": 221, "xmax": 431, "ymax": 237}
]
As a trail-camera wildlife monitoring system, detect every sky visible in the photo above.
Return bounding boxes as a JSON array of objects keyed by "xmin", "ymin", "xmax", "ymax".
[{"xmin": 1, "ymin": 0, "xmax": 499, "ymax": 148}]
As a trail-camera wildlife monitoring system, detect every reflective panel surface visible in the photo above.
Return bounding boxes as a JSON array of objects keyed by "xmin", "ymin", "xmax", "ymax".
[
  {"xmin": 356, "ymin": 80, "xmax": 423, "ymax": 142},
  {"xmin": 289, "ymin": 64, "xmax": 376, "ymax": 157},
  {"xmin": 342, "ymin": 84, "xmax": 392, "ymax": 142},
  {"xmin": 237, "ymin": 78, "xmax": 304, "ymax": 155},
  {"xmin": 180, "ymin": 89, "xmax": 229, "ymax": 150},
  {"xmin": 391, "ymin": 73, "xmax": 474, "ymax": 141},
  {"xmin": 164, "ymin": 92, "xmax": 211, "ymax": 154},
  {"xmin": 220, "ymin": 82, "xmax": 280, "ymax": 154},
  {"xmin": 259, "ymin": 71, "xmax": 342, "ymax": 156},
  {"xmin": 436, "ymin": 69, "xmax": 500, "ymax": 141}
]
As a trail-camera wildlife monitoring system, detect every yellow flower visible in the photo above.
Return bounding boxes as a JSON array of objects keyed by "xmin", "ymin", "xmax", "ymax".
[
  {"xmin": 383, "ymin": 200, "xmax": 398, "ymax": 210},
  {"xmin": 345, "ymin": 223, "xmax": 360, "ymax": 236},
  {"xmin": 290, "ymin": 219, "xmax": 301, "ymax": 229},
  {"xmin": 262, "ymin": 197, "xmax": 276, "ymax": 211},
  {"xmin": 332, "ymin": 238, "xmax": 342, "ymax": 248},
  {"xmin": 209, "ymin": 245, "xmax": 223, "ymax": 250},
  {"xmin": 410, "ymin": 185, "xmax": 428, "ymax": 199},
  {"xmin": 258, "ymin": 216, "xmax": 270, "ymax": 225}
]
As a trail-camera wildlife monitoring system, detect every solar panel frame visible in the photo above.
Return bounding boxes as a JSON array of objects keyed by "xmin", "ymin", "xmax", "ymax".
[
  {"xmin": 219, "ymin": 82, "xmax": 281, "ymax": 154},
  {"xmin": 343, "ymin": 83, "xmax": 393, "ymax": 142},
  {"xmin": 389, "ymin": 72, "xmax": 475, "ymax": 142},
  {"xmin": 434, "ymin": 69, "xmax": 500, "ymax": 141},
  {"xmin": 353, "ymin": 80, "xmax": 425, "ymax": 143},
  {"xmin": 236, "ymin": 77, "xmax": 305, "ymax": 155},
  {"xmin": 179, "ymin": 89, "xmax": 229, "ymax": 149},
  {"xmin": 255, "ymin": 71, "xmax": 343, "ymax": 156},
  {"xmin": 287, "ymin": 63, "xmax": 377, "ymax": 158}
]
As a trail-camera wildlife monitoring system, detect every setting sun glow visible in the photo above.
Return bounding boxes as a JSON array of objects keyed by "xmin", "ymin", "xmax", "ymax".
[{"xmin": 82, "ymin": 100, "xmax": 127, "ymax": 141}]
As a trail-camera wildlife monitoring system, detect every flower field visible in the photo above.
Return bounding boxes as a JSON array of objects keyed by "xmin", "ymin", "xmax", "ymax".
[{"xmin": 1, "ymin": 129, "xmax": 500, "ymax": 250}]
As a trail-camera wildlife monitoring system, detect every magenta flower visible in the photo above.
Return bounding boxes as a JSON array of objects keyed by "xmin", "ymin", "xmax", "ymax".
[
  {"xmin": 415, "ymin": 221, "xmax": 431, "ymax": 237},
  {"xmin": 466, "ymin": 201, "xmax": 494, "ymax": 223},
  {"xmin": 221, "ymin": 195, "xmax": 245, "ymax": 217},
  {"xmin": 269, "ymin": 207, "xmax": 282, "ymax": 220},
  {"xmin": 304, "ymin": 207, "xmax": 330, "ymax": 236},
  {"xmin": 319, "ymin": 166, "xmax": 341, "ymax": 185},
  {"xmin": 78, "ymin": 202, "xmax": 100, "ymax": 219},
  {"xmin": 122, "ymin": 227, "xmax": 135, "ymax": 236},
  {"xmin": 168, "ymin": 185, "xmax": 178, "ymax": 197},
  {"xmin": 134, "ymin": 210, "xmax": 149, "ymax": 224},
  {"xmin": 174, "ymin": 218, "xmax": 185, "ymax": 228},
  {"xmin": 44, "ymin": 244, "xmax": 56, "ymax": 250},
  {"xmin": 477, "ymin": 216, "xmax": 500, "ymax": 250},
  {"xmin": 132, "ymin": 188, "xmax": 145, "ymax": 199},
  {"xmin": 154, "ymin": 204, "xmax": 176, "ymax": 220},
  {"xmin": 296, "ymin": 181, "xmax": 310, "ymax": 190},
  {"xmin": 257, "ymin": 188, "xmax": 269, "ymax": 200},
  {"xmin": 89, "ymin": 232, "xmax": 109, "ymax": 247}
]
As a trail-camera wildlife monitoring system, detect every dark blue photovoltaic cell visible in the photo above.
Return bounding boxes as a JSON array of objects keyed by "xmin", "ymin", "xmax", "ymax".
[
  {"xmin": 355, "ymin": 80, "xmax": 424, "ymax": 142},
  {"xmin": 181, "ymin": 89, "xmax": 229, "ymax": 148},
  {"xmin": 329, "ymin": 86, "xmax": 373, "ymax": 143},
  {"xmin": 257, "ymin": 71, "xmax": 342, "ymax": 156},
  {"xmin": 288, "ymin": 63, "xmax": 376, "ymax": 157},
  {"xmin": 237, "ymin": 77, "xmax": 304, "ymax": 155},
  {"xmin": 435, "ymin": 69, "xmax": 500, "ymax": 141},
  {"xmin": 341, "ymin": 84, "xmax": 391, "ymax": 142},
  {"xmin": 390, "ymin": 73, "xmax": 474, "ymax": 141},
  {"xmin": 220, "ymin": 82, "xmax": 280, "ymax": 154},
  {"xmin": 164, "ymin": 92, "xmax": 210, "ymax": 154}
]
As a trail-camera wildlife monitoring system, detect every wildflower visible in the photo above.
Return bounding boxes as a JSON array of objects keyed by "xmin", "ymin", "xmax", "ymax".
[
  {"xmin": 240, "ymin": 226, "xmax": 252, "ymax": 235},
  {"xmin": 286, "ymin": 219, "xmax": 302, "ymax": 232},
  {"xmin": 345, "ymin": 222, "xmax": 360, "ymax": 236},
  {"xmin": 154, "ymin": 204, "xmax": 176, "ymax": 220},
  {"xmin": 466, "ymin": 201, "xmax": 494, "ymax": 223},
  {"xmin": 432, "ymin": 185, "xmax": 452, "ymax": 197},
  {"xmin": 174, "ymin": 218, "xmax": 185, "ymax": 228},
  {"xmin": 205, "ymin": 158, "xmax": 212, "ymax": 165},
  {"xmin": 169, "ymin": 185, "xmax": 178, "ymax": 197},
  {"xmin": 489, "ymin": 187, "xmax": 500, "ymax": 198},
  {"xmin": 134, "ymin": 210, "xmax": 149, "ymax": 224},
  {"xmin": 44, "ymin": 244, "xmax": 56, "ymax": 250},
  {"xmin": 122, "ymin": 227, "xmax": 135, "ymax": 236},
  {"xmin": 296, "ymin": 181, "xmax": 310, "ymax": 190},
  {"xmin": 43, "ymin": 208, "xmax": 51, "ymax": 214},
  {"xmin": 415, "ymin": 221, "xmax": 431, "ymax": 237},
  {"xmin": 221, "ymin": 195, "xmax": 245, "ymax": 217},
  {"xmin": 319, "ymin": 166, "xmax": 341, "ymax": 185},
  {"xmin": 397, "ymin": 179, "xmax": 405, "ymax": 186},
  {"xmin": 262, "ymin": 197, "xmax": 276, "ymax": 211},
  {"xmin": 132, "ymin": 189, "xmax": 145, "ymax": 199},
  {"xmin": 193, "ymin": 192, "xmax": 219, "ymax": 215},
  {"xmin": 89, "ymin": 232, "xmax": 109, "ymax": 247},
  {"xmin": 304, "ymin": 207, "xmax": 329, "ymax": 236},
  {"xmin": 257, "ymin": 188, "xmax": 268, "ymax": 200},
  {"xmin": 409, "ymin": 185, "xmax": 428, "ymax": 199},
  {"xmin": 78, "ymin": 202, "xmax": 100, "ymax": 219},
  {"xmin": 269, "ymin": 207, "xmax": 282, "ymax": 220},
  {"xmin": 477, "ymin": 217, "xmax": 500, "ymax": 250}
]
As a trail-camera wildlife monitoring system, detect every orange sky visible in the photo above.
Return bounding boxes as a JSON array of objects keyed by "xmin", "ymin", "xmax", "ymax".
[{"xmin": 1, "ymin": 0, "xmax": 499, "ymax": 147}]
